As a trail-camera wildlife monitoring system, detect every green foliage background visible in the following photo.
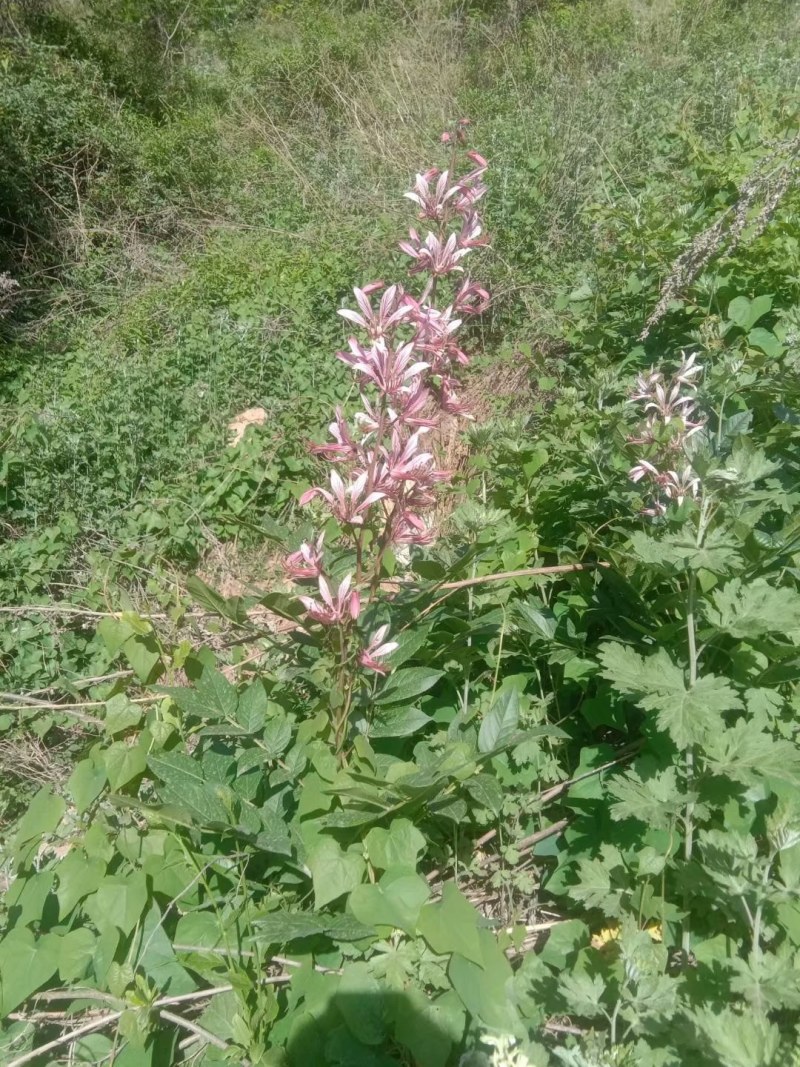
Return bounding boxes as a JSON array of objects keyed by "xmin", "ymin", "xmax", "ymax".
[{"xmin": 2, "ymin": 0, "xmax": 800, "ymax": 1064}]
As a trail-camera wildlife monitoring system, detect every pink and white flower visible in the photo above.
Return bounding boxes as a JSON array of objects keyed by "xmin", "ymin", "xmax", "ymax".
[
  {"xmin": 358, "ymin": 625, "xmax": 399, "ymax": 674},
  {"xmin": 299, "ymin": 574, "xmax": 361, "ymax": 626}
]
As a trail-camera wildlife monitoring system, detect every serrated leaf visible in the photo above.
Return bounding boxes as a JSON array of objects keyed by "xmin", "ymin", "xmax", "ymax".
[
  {"xmin": 704, "ymin": 719, "xmax": 800, "ymax": 786},
  {"xmin": 478, "ymin": 689, "xmax": 520, "ymax": 753},
  {"xmin": 598, "ymin": 643, "xmax": 741, "ymax": 748},
  {"xmin": 557, "ymin": 971, "xmax": 606, "ymax": 1017},
  {"xmin": 688, "ymin": 1006, "xmax": 781, "ymax": 1067},
  {"xmin": 608, "ymin": 766, "xmax": 684, "ymax": 828},
  {"xmin": 707, "ymin": 577, "xmax": 800, "ymax": 639}
]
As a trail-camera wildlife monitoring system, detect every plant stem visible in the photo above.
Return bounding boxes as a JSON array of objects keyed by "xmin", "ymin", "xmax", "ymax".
[{"xmin": 682, "ymin": 569, "xmax": 698, "ymax": 956}]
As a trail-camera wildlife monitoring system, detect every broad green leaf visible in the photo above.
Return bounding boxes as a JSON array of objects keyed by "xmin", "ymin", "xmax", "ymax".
[
  {"xmin": 338, "ymin": 961, "xmax": 387, "ymax": 1045},
  {"xmin": 158, "ymin": 668, "xmax": 238, "ymax": 722},
  {"xmin": 103, "ymin": 740, "xmax": 148, "ymax": 790},
  {"xmin": 148, "ymin": 751, "xmax": 231, "ymax": 825},
  {"xmin": 68, "ymin": 757, "xmax": 107, "ymax": 813},
  {"xmin": 706, "ymin": 577, "xmax": 800, "ymax": 639},
  {"xmin": 598, "ymin": 643, "xmax": 741, "ymax": 748},
  {"xmin": 236, "ymin": 682, "xmax": 268, "ymax": 733},
  {"xmin": 307, "ymin": 838, "xmax": 365, "ymax": 908},
  {"xmin": 567, "ymin": 845, "xmax": 626, "ymax": 916},
  {"xmin": 0, "ymin": 928, "xmax": 60, "ymax": 1015},
  {"xmin": 138, "ymin": 903, "xmax": 196, "ymax": 995},
  {"xmin": 122, "ymin": 633, "xmax": 163, "ymax": 684},
  {"xmin": 85, "ymin": 873, "xmax": 148, "ymax": 936},
  {"xmin": 447, "ymin": 927, "xmax": 518, "ymax": 1032},
  {"xmin": 747, "ymin": 326, "xmax": 783, "ymax": 357},
  {"xmin": 14, "ymin": 787, "xmax": 65, "ymax": 847},
  {"xmin": 251, "ymin": 912, "xmax": 326, "ymax": 944},
  {"xmin": 375, "ymin": 667, "xmax": 443, "ymax": 706},
  {"xmin": 57, "ymin": 928, "xmax": 97, "ymax": 982},
  {"xmin": 365, "ymin": 819, "xmax": 426, "ymax": 871},
  {"xmin": 104, "ymin": 694, "xmax": 143, "ymax": 736},
  {"xmin": 464, "ymin": 773, "xmax": 504, "ymax": 816},
  {"xmin": 728, "ymin": 294, "xmax": 771, "ymax": 330},
  {"xmin": 262, "ymin": 713, "xmax": 292, "ymax": 758},
  {"xmin": 417, "ymin": 884, "xmax": 483, "ymax": 965},
  {"xmin": 186, "ymin": 574, "xmax": 250, "ymax": 625},
  {"xmin": 370, "ymin": 706, "xmax": 431, "ymax": 738},
  {"xmin": 56, "ymin": 852, "xmax": 106, "ymax": 916},
  {"xmin": 393, "ymin": 986, "xmax": 459, "ymax": 1067},
  {"xmin": 255, "ymin": 807, "xmax": 293, "ymax": 856},
  {"xmin": 349, "ymin": 868, "xmax": 430, "ymax": 934},
  {"xmin": 477, "ymin": 689, "xmax": 520, "ymax": 754}
]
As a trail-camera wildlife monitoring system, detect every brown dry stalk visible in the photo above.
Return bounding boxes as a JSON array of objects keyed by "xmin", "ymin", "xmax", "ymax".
[{"xmin": 642, "ymin": 130, "xmax": 800, "ymax": 338}]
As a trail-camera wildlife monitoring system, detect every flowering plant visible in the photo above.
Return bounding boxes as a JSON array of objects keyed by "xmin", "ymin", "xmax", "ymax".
[{"xmin": 285, "ymin": 121, "xmax": 490, "ymax": 757}]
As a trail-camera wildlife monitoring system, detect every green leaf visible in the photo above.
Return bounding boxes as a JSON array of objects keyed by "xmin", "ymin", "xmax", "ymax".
[
  {"xmin": 365, "ymin": 819, "xmax": 427, "ymax": 871},
  {"xmin": 158, "ymin": 668, "xmax": 238, "ymax": 722},
  {"xmin": 417, "ymin": 884, "xmax": 483, "ymax": 965},
  {"xmin": 338, "ymin": 962, "xmax": 387, "ymax": 1045},
  {"xmin": 728, "ymin": 294, "xmax": 771, "ymax": 330},
  {"xmin": 370, "ymin": 705, "xmax": 432, "ymax": 738},
  {"xmin": 186, "ymin": 575, "xmax": 250, "ymax": 625},
  {"xmin": 557, "ymin": 971, "xmax": 606, "ymax": 1017},
  {"xmin": 56, "ymin": 853, "xmax": 106, "ymax": 916},
  {"xmin": 477, "ymin": 689, "xmax": 520, "ymax": 754},
  {"xmin": 393, "ymin": 987, "xmax": 459, "ymax": 1067},
  {"xmin": 375, "ymin": 667, "xmax": 443, "ymax": 706},
  {"xmin": 608, "ymin": 766, "xmax": 684, "ymax": 829},
  {"xmin": 447, "ymin": 928, "xmax": 518, "ymax": 1031},
  {"xmin": 262, "ymin": 714, "xmax": 292, "ymax": 758},
  {"xmin": 104, "ymin": 694, "xmax": 143, "ymax": 736},
  {"xmin": 57, "ymin": 928, "xmax": 97, "ymax": 983},
  {"xmin": 251, "ymin": 912, "xmax": 326, "ymax": 944},
  {"xmin": 138, "ymin": 903, "xmax": 196, "ymax": 995},
  {"xmin": 122, "ymin": 633, "xmax": 163, "ymax": 684},
  {"xmin": 688, "ymin": 1006, "xmax": 781, "ymax": 1067},
  {"xmin": 14, "ymin": 787, "xmax": 65, "ymax": 848},
  {"xmin": 747, "ymin": 326, "xmax": 783, "ymax": 357},
  {"xmin": 103, "ymin": 740, "xmax": 148, "ymax": 790},
  {"xmin": 349, "ymin": 868, "xmax": 431, "ymax": 935},
  {"xmin": 255, "ymin": 807, "xmax": 293, "ymax": 856},
  {"xmin": 598, "ymin": 643, "xmax": 741, "ymax": 748},
  {"xmin": 85, "ymin": 873, "xmax": 148, "ymax": 936},
  {"xmin": 307, "ymin": 838, "xmax": 365, "ymax": 909},
  {"xmin": 236, "ymin": 683, "xmax": 268, "ymax": 733},
  {"xmin": 149, "ymin": 751, "xmax": 231, "ymax": 825},
  {"xmin": 0, "ymin": 928, "xmax": 60, "ymax": 1015},
  {"xmin": 464, "ymin": 773, "xmax": 504, "ymax": 816},
  {"xmin": 68, "ymin": 757, "xmax": 107, "ymax": 813},
  {"xmin": 706, "ymin": 577, "xmax": 800, "ymax": 639},
  {"xmin": 704, "ymin": 719, "xmax": 800, "ymax": 786}
]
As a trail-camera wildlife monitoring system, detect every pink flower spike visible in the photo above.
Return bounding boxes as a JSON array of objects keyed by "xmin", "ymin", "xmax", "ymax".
[
  {"xmin": 629, "ymin": 460, "xmax": 660, "ymax": 484},
  {"xmin": 358, "ymin": 624, "xmax": 399, "ymax": 674},
  {"xmin": 299, "ymin": 573, "xmax": 360, "ymax": 626},
  {"xmin": 284, "ymin": 532, "xmax": 325, "ymax": 580}
]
